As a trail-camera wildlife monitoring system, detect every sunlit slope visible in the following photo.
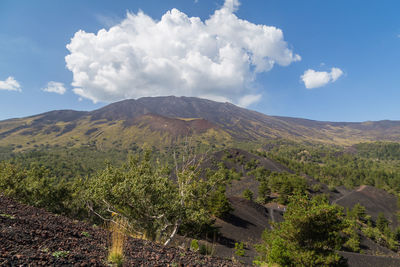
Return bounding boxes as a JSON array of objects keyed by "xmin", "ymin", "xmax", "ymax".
[{"xmin": 1, "ymin": 96, "xmax": 400, "ymax": 150}]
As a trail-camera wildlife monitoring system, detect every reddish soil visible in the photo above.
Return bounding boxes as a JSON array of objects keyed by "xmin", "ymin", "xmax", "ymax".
[
  {"xmin": 0, "ymin": 195, "xmax": 243, "ymax": 266},
  {"xmin": 128, "ymin": 114, "xmax": 217, "ymax": 136}
]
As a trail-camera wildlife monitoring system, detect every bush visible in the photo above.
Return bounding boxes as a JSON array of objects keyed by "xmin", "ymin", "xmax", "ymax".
[
  {"xmin": 311, "ymin": 183, "xmax": 322, "ymax": 192},
  {"xmin": 377, "ymin": 213, "xmax": 389, "ymax": 232},
  {"xmin": 207, "ymin": 186, "xmax": 232, "ymax": 218},
  {"xmin": 0, "ymin": 162, "xmax": 77, "ymax": 215},
  {"xmin": 190, "ymin": 239, "xmax": 199, "ymax": 252},
  {"xmin": 234, "ymin": 242, "xmax": 245, "ymax": 257}
]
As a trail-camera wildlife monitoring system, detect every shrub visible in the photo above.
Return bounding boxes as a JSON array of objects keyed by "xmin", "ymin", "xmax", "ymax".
[
  {"xmin": 190, "ymin": 239, "xmax": 199, "ymax": 252},
  {"xmin": 243, "ymin": 189, "xmax": 254, "ymax": 201},
  {"xmin": 311, "ymin": 183, "xmax": 322, "ymax": 192},
  {"xmin": 207, "ymin": 186, "xmax": 232, "ymax": 218},
  {"xmin": 52, "ymin": 251, "xmax": 70, "ymax": 258},
  {"xmin": 234, "ymin": 242, "xmax": 245, "ymax": 257},
  {"xmin": 377, "ymin": 213, "xmax": 389, "ymax": 232}
]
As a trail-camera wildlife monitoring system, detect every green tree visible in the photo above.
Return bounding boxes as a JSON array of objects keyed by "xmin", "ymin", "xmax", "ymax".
[
  {"xmin": 258, "ymin": 181, "xmax": 271, "ymax": 204},
  {"xmin": 376, "ymin": 212, "xmax": 389, "ymax": 233},
  {"xmin": 243, "ymin": 188, "xmax": 254, "ymax": 201},
  {"xmin": 351, "ymin": 203, "xmax": 366, "ymax": 221},
  {"xmin": 207, "ymin": 185, "xmax": 232, "ymax": 218},
  {"xmin": 87, "ymin": 150, "xmax": 225, "ymax": 245},
  {"xmin": 0, "ymin": 162, "xmax": 72, "ymax": 215},
  {"xmin": 87, "ymin": 153, "xmax": 178, "ymax": 242},
  {"xmin": 256, "ymin": 194, "xmax": 347, "ymax": 266}
]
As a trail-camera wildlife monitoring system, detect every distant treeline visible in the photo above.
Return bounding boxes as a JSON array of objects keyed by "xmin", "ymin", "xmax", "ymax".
[{"xmin": 258, "ymin": 140, "xmax": 400, "ymax": 194}]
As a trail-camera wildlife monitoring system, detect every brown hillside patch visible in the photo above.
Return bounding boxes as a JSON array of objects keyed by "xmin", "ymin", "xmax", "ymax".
[{"xmin": 125, "ymin": 114, "xmax": 217, "ymax": 137}]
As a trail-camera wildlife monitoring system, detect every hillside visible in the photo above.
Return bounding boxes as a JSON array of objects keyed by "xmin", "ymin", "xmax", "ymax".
[
  {"xmin": 1, "ymin": 96, "xmax": 400, "ymax": 151},
  {"xmin": 334, "ymin": 185, "xmax": 399, "ymax": 228},
  {"xmin": 0, "ymin": 195, "xmax": 242, "ymax": 266}
]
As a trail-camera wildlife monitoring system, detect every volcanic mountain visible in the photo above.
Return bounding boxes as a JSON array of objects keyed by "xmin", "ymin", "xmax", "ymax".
[{"xmin": 1, "ymin": 96, "xmax": 400, "ymax": 150}]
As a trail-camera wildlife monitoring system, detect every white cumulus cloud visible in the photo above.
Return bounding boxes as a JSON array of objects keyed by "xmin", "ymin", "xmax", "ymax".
[
  {"xmin": 0, "ymin": 76, "xmax": 21, "ymax": 92},
  {"xmin": 301, "ymin": 67, "xmax": 343, "ymax": 89},
  {"xmin": 42, "ymin": 81, "xmax": 67, "ymax": 95},
  {"xmin": 65, "ymin": 0, "xmax": 300, "ymax": 107}
]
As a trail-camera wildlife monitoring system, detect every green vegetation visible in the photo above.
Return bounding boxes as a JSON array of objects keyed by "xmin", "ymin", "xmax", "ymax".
[
  {"xmin": 2, "ymin": 139, "xmax": 400, "ymax": 264},
  {"xmin": 345, "ymin": 204, "xmax": 399, "ymax": 252},
  {"xmin": 234, "ymin": 242, "xmax": 245, "ymax": 257},
  {"xmin": 190, "ymin": 239, "xmax": 200, "ymax": 252},
  {"xmin": 0, "ymin": 213, "xmax": 15, "ymax": 219},
  {"xmin": 52, "ymin": 250, "xmax": 70, "ymax": 258},
  {"xmin": 242, "ymin": 188, "xmax": 254, "ymax": 201},
  {"xmin": 266, "ymin": 172, "xmax": 307, "ymax": 204},
  {"xmin": 259, "ymin": 140, "xmax": 400, "ymax": 194},
  {"xmin": 81, "ymin": 231, "xmax": 91, "ymax": 238},
  {"xmin": 207, "ymin": 185, "xmax": 232, "ymax": 218},
  {"xmin": 0, "ymin": 161, "xmax": 86, "ymax": 217},
  {"xmin": 0, "ymin": 146, "xmax": 131, "ymax": 181},
  {"xmin": 256, "ymin": 194, "xmax": 348, "ymax": 266},
  {"xmin": 108, "ymin": 219, "xmax": 126, "ymax": 267},
  {"xmin": 355, "ymin": 142, "xmax": 400, "ymax": 160},
  {"xmin": 86, "ymin": 150, "xmax": 231, "ymax": 244}
]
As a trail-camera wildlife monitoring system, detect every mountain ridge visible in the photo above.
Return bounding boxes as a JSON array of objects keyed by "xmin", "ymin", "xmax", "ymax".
[{"xmin": 1, "ymin": 96, "xmax": 400, "ymax": 150}]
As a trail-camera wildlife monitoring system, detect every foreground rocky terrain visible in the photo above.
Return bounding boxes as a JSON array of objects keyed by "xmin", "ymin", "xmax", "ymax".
[{"xmin": 0, "ymin": 195, "xmax": 242, "ymax": 266}]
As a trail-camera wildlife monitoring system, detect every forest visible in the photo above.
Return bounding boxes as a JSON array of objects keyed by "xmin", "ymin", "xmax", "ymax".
[{"xmin": 1, "ymin": 141, "xmax": 400, "ymax": 265}]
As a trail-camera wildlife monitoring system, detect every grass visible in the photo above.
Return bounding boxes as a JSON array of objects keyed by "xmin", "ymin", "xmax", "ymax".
[
  {"xmin": 108, "ymin": 217, "xmax": 126, "ymax": 267},
  {"xmin": 52, "ymin": 250, "xmax": 70, "ymax": 258},
  {"xmin": 81, "ymin": 231, "xmax": 91, "ymax": 237},
  {"xmin": 0, "ymin": 213, "xmax": 15, "ymax": 219}
]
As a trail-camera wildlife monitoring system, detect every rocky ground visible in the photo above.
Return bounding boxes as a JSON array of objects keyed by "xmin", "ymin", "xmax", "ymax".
[{"xmin": 0, "ymin": 195, "xmax": 243, "ymax": 266}]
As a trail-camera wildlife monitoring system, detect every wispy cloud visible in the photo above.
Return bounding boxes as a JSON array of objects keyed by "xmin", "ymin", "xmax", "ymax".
[
  {"xmin": 0, "ymin": 76, "xmax": 22, "ymax": 92},
  {"xmin": 301, "ymin": 67, "xmax": 343, "ymax": 89},
  {"xmin": 42, "ymin": 81, "xmax": 66, "ymax": 95},
  {"xmin": 95, "ymin": 14, "xmax": 122, "ymax": 28}
]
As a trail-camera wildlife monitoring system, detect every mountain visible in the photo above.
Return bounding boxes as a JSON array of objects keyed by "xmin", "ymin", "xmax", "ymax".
[{"xmin": 1, "ymin": 96, "xmax": 400, "ymax": 151}]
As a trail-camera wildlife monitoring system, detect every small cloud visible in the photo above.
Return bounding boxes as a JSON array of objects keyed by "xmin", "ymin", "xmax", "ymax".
[
  {"xmin": 42, "ymin": 81, "xmax": 66, "ymax": 95},
  {"xmin": 238, "ymin": 94, "xmax": 262, "ymax": 107},
  {"xmin": 0, "ymin": 76, "xmax": 21, "ymax": 91},
  {"xmin": 301, "ymin": 67, "xmax": 343, "ymax": 89}
]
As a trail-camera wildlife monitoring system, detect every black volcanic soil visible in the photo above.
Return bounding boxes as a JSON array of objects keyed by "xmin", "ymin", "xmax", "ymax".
[
  {"xmin": 339, "ymin": 251, "xmax": 400, "ymax": 267},
  {"xmin": 0, "ymin": 195, "xmax": 243, "ymax": 266},
  {"xmin": 212, "ymin": 197, "xmax": 283, "ymax": 264},
  {"xmin": 334, "ymin": 185, "xmax": 399, "ymax": 228}
]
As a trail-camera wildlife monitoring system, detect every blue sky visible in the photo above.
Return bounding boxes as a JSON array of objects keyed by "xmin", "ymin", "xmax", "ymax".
[{"xmin": 0, "ymin": 0, "xmax": 399, "ymax": 122}]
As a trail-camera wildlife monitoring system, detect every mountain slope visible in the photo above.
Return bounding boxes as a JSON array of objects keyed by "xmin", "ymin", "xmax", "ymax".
[
  {"xmin": 1, "ymin": 96, "xmax": 400, "ymax": 151},
  {"xmin": 0, "ymin": 195, "xmax": 241, "ymax": 266}
]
